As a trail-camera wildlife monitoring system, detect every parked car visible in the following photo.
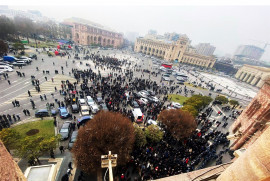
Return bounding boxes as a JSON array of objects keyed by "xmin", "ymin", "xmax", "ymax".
[
  {"xmin": 29, "ymin": 54, "xmax": 37, "ymax": 59},
  {"xmin": 51, "ymin": 109, "xmax": 58, "ymax": 116},
  {"xmin": 131, "ymin": 101, "xmax": 140, "ymax": 108},
  {"xmin": 171, "ymin": 102, "xmax": 183, "ymax": 109},
  {"xmin": 90, "ymin": 104, "xmax": 99, "ymax": 114},
  {"xmin": 60, "ymin": 121, "xmax": 72, "ymax": 140},
  {"xmin": 12, "ymin": 61, "xmax": 26, "ymax": 66},
  {"xmin": 78, "ymin": 99, "xmax": 86, "ymax": 107},
  {"xmin": 0, "ymin": 65, "xmax": 13, "ymax": 72},
  {"xmin": 0, "ymin": 62, "xmax": 13, "ymax": 68},
  {"xmin": 138, "ymin": 90, "xmax": 149, "ymax": 98},
  {"xmin": 99, "ymin": 103, "xmax": 108, "ymax": 110},
  {"xmin": 162, "ymin": 76, "xmax": 170, "ymax": 81},
  {"xmin": 213, "ymin": 100, "xmax": 222, "ymax": 105},
  {"xmin": 96, "ymin": 97, "xmax": 103, "ymax": 103},
  {"xmin": 81, "ymin": 105, "xmax": 90, "ymax": 116},
  {"xmin": 77, "ymin": 115, "xmax": 93, "ymax": 125},
  {"xmin": 35, "ymin": 109, "xmax": 49, "ymax": 118},
  {"xmin": 71, "ymin": 104, "xmax": 79, "ymax": 113},
  {"xmin": 68, "ymin": 131, "xmax": 78, "ymax": 149},
  {"xmin": 59, "ymin": 107, "xmax": 71, "ymax": 119},
  {"xmin": 17, "ymin": 56, "xmax": 32, "ymax": 63},
  {"xmin": 87, "ymin": 96, "xmax": 95, "ymax": 106},
  {"xmin": 147, "ymin": 96, "xmax": 159, "ymax": 103}
]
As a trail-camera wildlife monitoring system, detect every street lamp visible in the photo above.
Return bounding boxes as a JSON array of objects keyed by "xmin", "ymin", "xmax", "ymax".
[{"xmin": 101, "ymin": 151, "xmax": 117, "ymax": 181}]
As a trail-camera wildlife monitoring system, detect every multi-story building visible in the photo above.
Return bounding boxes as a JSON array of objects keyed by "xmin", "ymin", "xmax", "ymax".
[
  {"xmin": 235, "ymin": 64, "xmax": 270, "ymax": 88},
  {"xmin": 234, "ymin": 45, "xmax": 264, "ymax": 61},
  {"xmin": 67, "ymin": 17, "xmax": 123, "ymax": 48},
  {"xmin": 195, "ymin": 43, "xmax": 216, "ymax": 56},
  {"xmin": 134, "ymin": 34, "xmax": 216, "ymax": 68}
]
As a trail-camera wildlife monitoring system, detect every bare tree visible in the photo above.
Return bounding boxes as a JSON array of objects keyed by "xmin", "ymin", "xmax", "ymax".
[
  {"xmin": 158, "ymin": 109, "xmax": 197, "ymax": 140},
  {"xmin": 72, "ymin": 111, "xmax": 135, "ymax": 173}
]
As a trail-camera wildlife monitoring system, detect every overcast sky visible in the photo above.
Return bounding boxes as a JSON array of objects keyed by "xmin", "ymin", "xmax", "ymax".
[{"xmin": 11, "ymin": 5, "xmax": 270, "ymax": 61}]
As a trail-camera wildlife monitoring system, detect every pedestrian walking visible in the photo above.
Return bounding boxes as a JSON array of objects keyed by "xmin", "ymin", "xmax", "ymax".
[
  {"xmin": 16, "ymin": 115, "xmax": 21, "ymax": 121},
  {"xmin": 68, "ymin": 162, "xmax": 73, "ymax": 170},
  {"xmin": 51, "ymin": 78, "xmax": 54, "ymax": 82},
  {"xmin": 26, "ymin": 109, "xmax": 30, "ymax": 116},
  {"xmin": 50, "ymin": 149, "xmax": 55, "ymax": 159},
  {"xmin": 12, "ymin": 101, "xmax": 15, "ymax": 107},
  {"xmin": 44, "ymin": 94, "xmax": 47, "ymax": 100},
  {"xmin": 23, "ymin": 109, "xmax": 27, "ymax": 116},
  {"xmin": 7, "ymin": 80, "xmax": 11, "ymax": 85},
  {"xmin": 59, "ymin": 146, "xmax": 65, "ymax": 153},
  {"xmin": 45, "ymin": 76, "xmax": 47, "ymax": 81},
  {"xmin": 28, "ymin": 90, "xmax": 32, "ymax": 97},
  {"xmin": 67, "ymin": 169, "xmax": 72, "ymax": 177}
]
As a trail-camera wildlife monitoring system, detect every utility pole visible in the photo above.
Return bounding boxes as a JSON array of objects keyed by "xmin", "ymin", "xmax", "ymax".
[{"xmin": 101, "ymin": 151, "xmax": 117, "ymax": 181}]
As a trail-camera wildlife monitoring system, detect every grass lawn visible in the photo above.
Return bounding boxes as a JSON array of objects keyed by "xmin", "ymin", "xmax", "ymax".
[
  {"xmin": 168, "ymin": 94, "xmax": 189, "ymax": 105},
  {"xmin": 184, "ymin": 82, "xmax": 207, "ymax": 90},
  {"xmin": 12, "ymin": 120, "xmax": 55, "ymax": 139},
  {"xmin": 28, "ymin": 41, "xmax": 58, "ymax": 48}
]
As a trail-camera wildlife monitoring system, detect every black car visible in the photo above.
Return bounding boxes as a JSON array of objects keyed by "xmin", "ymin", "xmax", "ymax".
[
  {"xmin": 213, "ymin": 100, "xmax": 222, "ymax": 105},
  {"xmin": 131, "ymin": 101, "xmax": 140, "ymax": 108},
  {"xmin": 68, "ymin": 131, "xmax": 78, "ymax": 149},
  {"xmin": 35, "ymin": 109, "xmax": 49, "ymax": 118},
  {"xmin": 71, "ymin": 104, "xmax": 79, "ymax": 113},
  {"xmin": 60, "ymin": 121, "xmax": 72, "ymax": 141}
]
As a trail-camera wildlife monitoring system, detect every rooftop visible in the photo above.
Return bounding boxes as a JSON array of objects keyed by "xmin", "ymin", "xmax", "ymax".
[{"xmin": 64, "ymin": 17, "xmax": 119, "ymax": 33}]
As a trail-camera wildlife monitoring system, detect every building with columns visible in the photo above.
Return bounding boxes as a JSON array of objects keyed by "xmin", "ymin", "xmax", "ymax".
[
  {"xmin": 65, "ymin": 17, "xmax": 124, "ymax": 48},
  {"xmin": 235, "ymin": 64, "xmax": 270, "ymax": 88},
  {"xmin": 134, "ymin": 34, "xmax": 216, "ymax": 68}
]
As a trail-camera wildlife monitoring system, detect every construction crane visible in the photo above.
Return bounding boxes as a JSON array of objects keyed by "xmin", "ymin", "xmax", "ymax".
[{"xmin": 249, "ymin": 39, "xmax": 270, "ymax": 50}]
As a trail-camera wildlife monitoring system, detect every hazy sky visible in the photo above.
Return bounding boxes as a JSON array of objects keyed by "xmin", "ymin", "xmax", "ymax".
[{"xmin": 11, "ymin": 5, "xmax": 270, "ymax": 60}]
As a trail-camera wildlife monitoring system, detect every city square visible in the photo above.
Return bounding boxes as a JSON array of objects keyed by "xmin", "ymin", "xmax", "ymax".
[{"xmin": 1, "ymin": 3, "xmax": 270, "ymax": 181}]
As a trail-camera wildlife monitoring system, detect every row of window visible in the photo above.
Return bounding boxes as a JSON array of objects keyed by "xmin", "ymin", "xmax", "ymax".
[
  {"xmin": 181, "ymin": 57, "xmax": 209, "ymax": 66},
  {"xmin": 140, "ymin": 46, "xmax": 166, "ymax": 55},
  {"xmin": 75, "ymin": 24, "xmax": 121, "ymax": 38},
  {"xmin": 137, "ymin": 40, "xmax": 170, "ymax": 49}
]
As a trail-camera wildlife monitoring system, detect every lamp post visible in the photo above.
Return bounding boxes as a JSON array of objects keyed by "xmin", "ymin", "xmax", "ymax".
[{"xmin": 101, "ymin": 151, "xmax": 117, "ymax": 181}]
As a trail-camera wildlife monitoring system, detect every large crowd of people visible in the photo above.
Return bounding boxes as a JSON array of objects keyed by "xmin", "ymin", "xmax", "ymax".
[{"xmin": 0, "ymin": 46, "xmax": 241, "ymax": 181}]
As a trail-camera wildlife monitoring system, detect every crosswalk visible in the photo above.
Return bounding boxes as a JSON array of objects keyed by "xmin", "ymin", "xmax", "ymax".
[{"xmin": 0, "ymin": 74, "xmax": 76, "ymax": 107}]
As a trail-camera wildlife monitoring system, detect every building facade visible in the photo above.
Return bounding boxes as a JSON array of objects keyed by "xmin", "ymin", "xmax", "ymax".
[
  {"xmin": 235, "ymin": 64, "xmax": 270, "ymax": 88},
  {"xmin": 134, "ymin": 35, "xmax": 216, "ymax": 68},
  {"xmin": 69, "ymin": 18, "xmax": 123, "ymax": 48},
  {"xmin": 234, "ymin": 45, "xmax": 264, "ymax": 61},
  {"xmin": 230, "ymin": 78, "xmax": 270, "ymax": 150},
  {"xmin": 0, "ymin": 141, "xmax": 26, "ymax": 181},
  {"xmin": 195, "ymin": 43, "xmax": 216, "ymax": 56}
]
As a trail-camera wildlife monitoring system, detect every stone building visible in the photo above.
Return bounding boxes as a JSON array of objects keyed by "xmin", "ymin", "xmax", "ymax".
[
  {"xmin": 134, "ymin": 35, "xmax": 216, "ymax": 68},
  {"xmin": 0, "ymin": 141, "xmax": 26, "ymax": 181},
  {"xmin": 230, "ymin": 78, "xmax": 270, "ymax": 150},
  {"xmin": 66, "ymin": 17, "xmax": 123, "ymax": 48},
  {"xmin": 235, "ymin": 64, "xmax": 270, "ymax": 88}
]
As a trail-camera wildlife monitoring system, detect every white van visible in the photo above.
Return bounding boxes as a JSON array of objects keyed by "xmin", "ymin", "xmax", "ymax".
[
  {"xmin": 80, "ymin": 105, "xmax": 90, "ymax": 116},
  {"xmin": 0, "ymin": 65, "xmax": 13, "ymax": 72},
  {"xmin": 132, "ymin": 108, "xmax": 144, "ymax": 123}
]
